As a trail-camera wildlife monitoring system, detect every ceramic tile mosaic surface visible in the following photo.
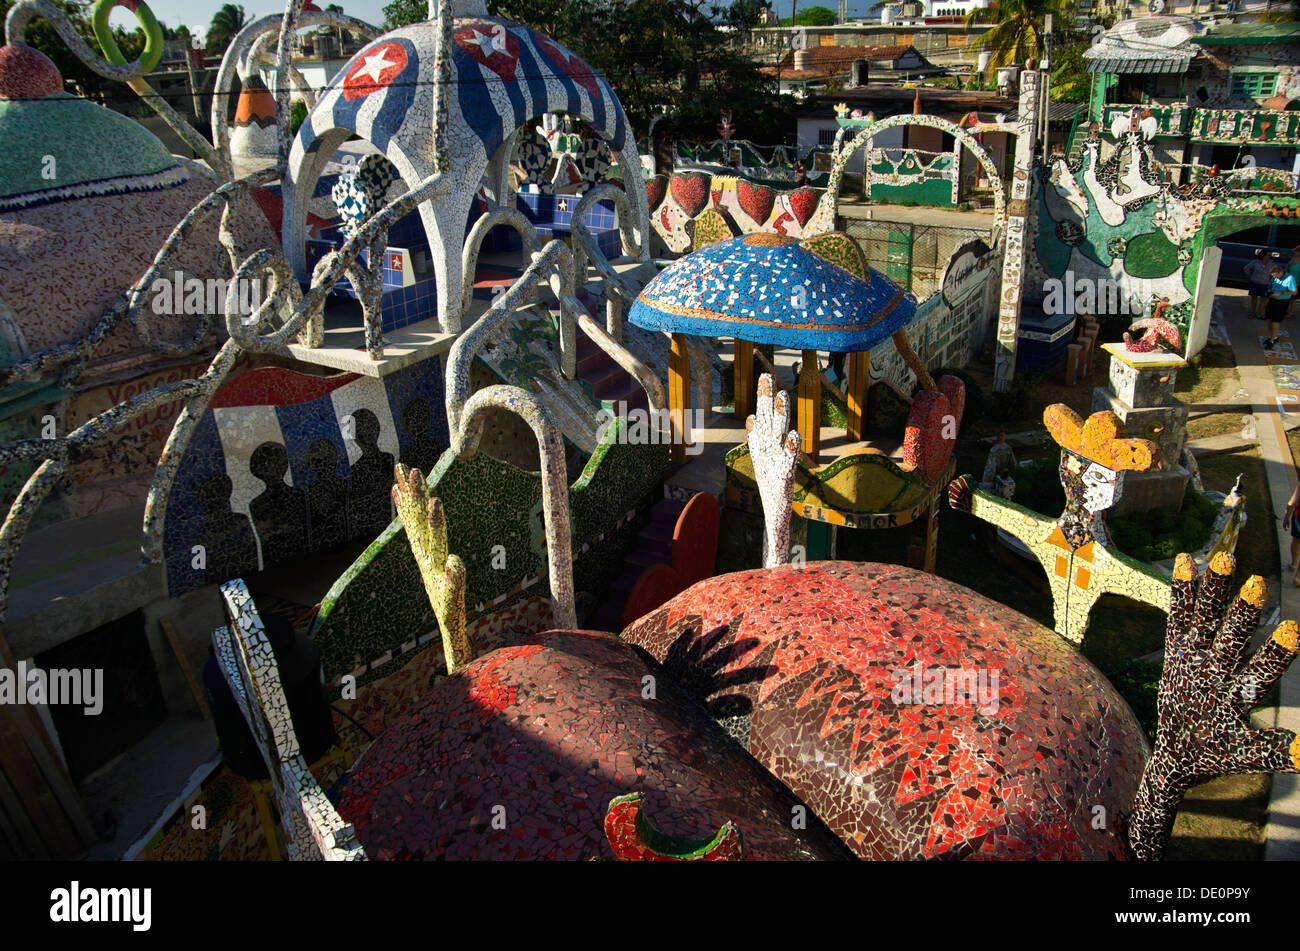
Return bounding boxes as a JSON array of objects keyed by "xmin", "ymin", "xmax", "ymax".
[
  {"xmin": 283, "ymin": 15, "xmax": 650, "ymax": 335},
  {"xmin": 950, "ymin": 404, "xmax": 1171, "ymax": 644},
  {"xmin": 630, "ymin": 233, "xmax": 915, "ymax": 352},
  {"xmin": 0, "ymin": 40, "xmax": 279, "ymax": 529},
  {"xmin": 335, "ymin": 628, "xmax": 855, "ymax": 860},
  {"xmin": 1129, "ymin": 553, "xmax": 1300, "ymax": 858},
  {"xmin": 163, "ymin": 358, "xmax": 448, "ymax": 596},
  {"xmin": 1025, "ymin": 126, "xmax": 1300, "ymax": 362},
  {"xmin": 619, "ymin": 561, "xmax": 1148, "ymax": 859},
  {"xmin": 312, "ymin": 429, "xmax": 666, "ymax": 689}
]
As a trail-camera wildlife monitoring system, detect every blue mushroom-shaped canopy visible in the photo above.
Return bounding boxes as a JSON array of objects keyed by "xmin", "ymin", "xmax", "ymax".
[{"xmin": 628, "ymin": 233, "xmax": 915, "ymax": 352}]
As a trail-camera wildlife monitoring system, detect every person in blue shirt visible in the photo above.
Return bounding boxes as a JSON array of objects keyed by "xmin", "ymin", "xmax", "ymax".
[{"xmin": 1264, "ymin": 263, "xmax": 1297, "ymax": 350}]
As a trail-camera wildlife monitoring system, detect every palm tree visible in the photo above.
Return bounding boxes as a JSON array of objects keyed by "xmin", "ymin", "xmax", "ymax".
[
  {"xmin": 964, "ymin": 0, "xmax": 1074, "ymax": 73},
  {"xmin": 205, "ymin": 3, "xmax": 248, "ymax": 56}
]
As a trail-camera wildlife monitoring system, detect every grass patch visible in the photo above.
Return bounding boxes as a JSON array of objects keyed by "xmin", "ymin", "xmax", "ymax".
[
  {"xmin": 1175, "ymin": 342, "xmax": 1237, "ymax": 404},
  {"xmin": 1109, "ymin": 486, "xmax": 1218, "ymax": 563},
  {"xmin": 1286, "ymin": 425, "xmax": 1300, "ymax": 473},
  {"xmin": 1166, "ymin": 774, "xmax": 1270, "ymax": 860},
  {"xmin": 1186, "ymin": 411, "xmax": 1247, "ymax": 441},
  {"xmin": 1198, "ymin": 446, "xmax": 1278, "ymax": 579}
]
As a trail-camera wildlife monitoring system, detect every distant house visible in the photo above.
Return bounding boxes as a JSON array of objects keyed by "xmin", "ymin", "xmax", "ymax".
[
  {"xmin": 1082, "ymin": 16, "xmax": 1300, "ymax": 174},
  {"xmin": 796, "ymin": 86, "xmax": 1016, "ymax": 178},
  {"xmin": 764, "ymin": 43, "xmax": 946, "ymax": 95}
]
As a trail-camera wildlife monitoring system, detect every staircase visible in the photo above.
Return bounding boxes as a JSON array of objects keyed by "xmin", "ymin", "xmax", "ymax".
[
  {"xmin": 569, "ymin": 291, "xmax": 650, "ymax": 418},
  {"xmin": 573, "ymin": 313, "xmax": 650, "ymax": 417},
  {"xmin": 589, "ymin": 495, "xmax": 686, "ymax": 633}
]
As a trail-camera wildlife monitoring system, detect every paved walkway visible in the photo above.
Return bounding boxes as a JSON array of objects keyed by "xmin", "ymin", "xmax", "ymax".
[{"xmin": 1213, "ymin": 288, "xmax": 1300, "ymax": 859}]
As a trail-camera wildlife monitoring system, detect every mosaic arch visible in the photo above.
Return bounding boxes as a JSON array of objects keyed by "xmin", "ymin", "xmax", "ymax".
[
  {"xmin": 814, "ymin": 114, "xmax": 1007, "ymax": 236},
  {"xmin": 282, "ymin": 17, "xmax": 651, "ymax": 337}
]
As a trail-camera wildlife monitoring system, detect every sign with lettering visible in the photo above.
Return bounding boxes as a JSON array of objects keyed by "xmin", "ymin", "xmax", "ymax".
[{"xmin": 941, "ymin": 238, "xmax": 993, "ymax": 310}]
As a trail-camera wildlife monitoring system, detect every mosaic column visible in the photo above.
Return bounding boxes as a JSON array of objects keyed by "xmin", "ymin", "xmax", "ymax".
[
  {"xmin": 669, "ymin": 333, "xmax": 691, "ymax": 464},
  {"xmin": 950, "ymin": 138, "xmax": 961, "ymax": 207},
  {"xmin": 733, "ymin": 339, "xmax": 755, "ymax": 421},
  {"xmin": 846, "ymin": 350, "xmax": 870, "ymax": 442},
  {"xmin": 797, "ymin": 349, "xmax": 822, "ymax": 465},
  {"xmin": 993, "ymin": 66, "xmax": 1040, "ymax": 393}
]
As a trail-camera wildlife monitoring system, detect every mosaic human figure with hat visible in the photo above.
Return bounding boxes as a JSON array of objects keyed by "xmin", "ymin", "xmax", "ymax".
[{"xmin": 949, "ymin": 404, "xmax": 1169, "ymax": 645}]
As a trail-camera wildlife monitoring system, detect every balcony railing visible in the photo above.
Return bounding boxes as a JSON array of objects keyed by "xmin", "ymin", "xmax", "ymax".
[
  {"xmin": 1099, "ymin": 102, "xmax": 1300, "ymax": 147},
  {"xmin": 1189, "ymin": 108, "xmax": 1300, "ymax": 146},
  {"xmin": 1100, "ymin": 102, "xmax": 1192, "ymax": 137}
]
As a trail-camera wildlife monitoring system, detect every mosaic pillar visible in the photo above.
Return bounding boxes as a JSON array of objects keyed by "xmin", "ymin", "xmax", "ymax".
[
  {"xmin": 669, "ymin": 333, "xmax": 691, "ymax": 464},
  {"xmin": 950, "ymin": 138, "xmax": 961, "ymax": 206},
  {"xmin": 797, "ymin": 349, "xmax": 821, "ymax": 465},
  {"xmin": 993, "ymin": 66, "xmax": 1040, "ymax": 393},
  {"xmin": 1092, "ymin": 343, "xmax": 1191, "ymax": 517},
  {"xmin": 734, "ymin": 339, "xmax": 754, "ymax": 421},
  {"xmin": 907, "ymin": 496, "xmax": 939, "ymax": 573},
  {"xmin": 846, "ymin": 350, "xmax": 870, "ymax": 442}
]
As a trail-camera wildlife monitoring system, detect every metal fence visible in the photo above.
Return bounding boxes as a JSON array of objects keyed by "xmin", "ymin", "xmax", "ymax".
[{"xmin": 838, "ymin": 219, "xmax": 993, "ymax": 301}]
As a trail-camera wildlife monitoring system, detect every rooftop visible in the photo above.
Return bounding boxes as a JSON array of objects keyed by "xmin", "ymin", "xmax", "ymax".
[
  {"xmin": 1192, "ymin": 21, "xmax": 1300, "ymax": 44},
  {"xmin": 1085, "ymin": 14, "xmax": 1203, "ymax": 74},
  {"xmin": 800, "ymin": 86, "xmax": 1015, "ymax": 117}
]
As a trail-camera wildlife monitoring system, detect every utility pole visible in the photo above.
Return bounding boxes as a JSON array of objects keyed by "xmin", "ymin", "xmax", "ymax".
[
  {"xmin": 1040, "ymin": 14, "xmax": 1053, "ymax": 158},
  {"xmin": 186, "ymin": 37, "xmax": 204, "ymax": 124}
]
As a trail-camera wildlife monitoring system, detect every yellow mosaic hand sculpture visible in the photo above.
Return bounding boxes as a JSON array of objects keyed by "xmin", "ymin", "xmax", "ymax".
[{"xmin": 392, "ymin": 463, "xmax": 471, "ymax": 674}]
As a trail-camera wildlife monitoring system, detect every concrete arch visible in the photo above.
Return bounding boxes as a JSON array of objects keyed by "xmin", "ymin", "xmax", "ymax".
[{"xmin": 816, "ymin": 114, "xmax": 1007, "ymax": 240}]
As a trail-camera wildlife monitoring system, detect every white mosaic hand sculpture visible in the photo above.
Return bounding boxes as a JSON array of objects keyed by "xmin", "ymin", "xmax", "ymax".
[{"xmin": 746, "ymin": 373, "xmax": 801, "ymax": 569}]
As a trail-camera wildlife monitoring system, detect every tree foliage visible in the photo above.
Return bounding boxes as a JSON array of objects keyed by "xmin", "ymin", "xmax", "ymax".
[
  {"xmin": 0, "ymin": 0, "xmax": 146, "ymax": 101},
  {"xmin": 964, "ymin": 0, "xmax": 1076, "ymax": 71},
  {"xmin": 1050, "ymin": 39, "xmax": 1090, "ymax": 103},
  {"xmin": 780, "ymin": 5, "xmax": 836, "ymax": 25},
  {"xmin": 206, "ymin": 3, "xmax": 248, "ymax": 55},
  {"xmin": 384, "ymin": 0, "xmax": 798, "ymax": 142}
]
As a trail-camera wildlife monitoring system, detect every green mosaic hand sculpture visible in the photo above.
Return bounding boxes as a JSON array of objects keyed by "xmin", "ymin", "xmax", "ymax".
[
  {"xmin": 1129, "ymin": 552, "xmax": 1300, "ymax": 860},
  {"xmin": 392, "ymin": 463, "xmax": 471, "ymax": 674}
]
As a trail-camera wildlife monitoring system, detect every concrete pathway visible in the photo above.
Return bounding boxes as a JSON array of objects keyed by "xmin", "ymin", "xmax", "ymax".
[{"xmin": 1214, "ymin": 288, "xmax": 1300, "ymax": 859}]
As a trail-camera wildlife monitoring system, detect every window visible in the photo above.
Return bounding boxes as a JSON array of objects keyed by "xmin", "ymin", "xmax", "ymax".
[
  {"xmin": 1229, "ymin": 72, "xmax": 1277, "ymax": 99},
  {"xmin": 819, "ymin": 127, "xmax": 838, "ymax": 146}
]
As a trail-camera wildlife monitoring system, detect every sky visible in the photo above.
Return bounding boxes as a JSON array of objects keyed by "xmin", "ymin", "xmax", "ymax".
[{"xmin": 131, "ymin": 0, "xmax": 887, "ymax": 39}]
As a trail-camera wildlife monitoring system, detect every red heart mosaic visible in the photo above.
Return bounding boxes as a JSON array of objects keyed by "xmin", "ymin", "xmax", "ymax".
[
  {"xmin": 645, "ymin": 175, "xmax": 667, "ymax": 211},
  {"xmin": 737, "ymin": 181, "xmax": 775, "ymax": 224},
  {"xmin": 902, "ymin": 390, "xmax": 956, "ymax": 483},
  {"xmin": 670, "ymin": 173, "xmax": 709, "ymax": 218},
  {"xmin": 789, "ymin": 187, "xmax": 818, "ymax": 228}
]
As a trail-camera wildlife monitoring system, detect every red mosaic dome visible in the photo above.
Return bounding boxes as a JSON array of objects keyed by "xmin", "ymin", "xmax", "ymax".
[
  {"xmin": 620, "ymin": 561, "xmax": 1149, "ymax": 860},
  {"xmin": 0, "ymin": 44, "xmax": 62, "ymax": 100},
  {"xmin": 335, "ymin": 629, "xmax": 853, "ymax": 860}
]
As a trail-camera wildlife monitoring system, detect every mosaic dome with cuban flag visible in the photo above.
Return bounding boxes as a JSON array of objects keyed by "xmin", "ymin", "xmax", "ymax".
[{"xmin": 629, "ymin": 233, "xmax": 916, "ymax": 352}]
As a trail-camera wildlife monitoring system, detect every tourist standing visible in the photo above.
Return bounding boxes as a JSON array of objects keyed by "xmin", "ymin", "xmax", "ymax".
[
  {"xmin": 1264, "ymin": 262, "xmax": 1296, "ymax": 350},
  {"xmin": 1244, "ymin": 248, "xmax": 1271, "ymax": 319},
  {"xmin": 1288, "ymin": 245, "xmax": 1300, "ymax": 316},
  {"xmin": 1285, "ymin": 483, "xmax": 1300, "ymax": 586}
]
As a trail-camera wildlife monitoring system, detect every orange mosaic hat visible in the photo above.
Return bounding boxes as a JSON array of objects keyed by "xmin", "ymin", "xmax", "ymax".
[{"xmin": 1043, "ymin": 404, "xmax": 1157, "ymax": 472}]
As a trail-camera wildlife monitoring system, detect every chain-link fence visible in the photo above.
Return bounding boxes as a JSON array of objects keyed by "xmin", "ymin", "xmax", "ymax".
[{"xmin": 838, "ymin": 219, "xmax": 993, "ymax": 300}]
